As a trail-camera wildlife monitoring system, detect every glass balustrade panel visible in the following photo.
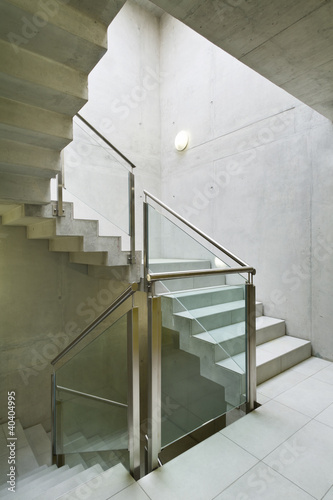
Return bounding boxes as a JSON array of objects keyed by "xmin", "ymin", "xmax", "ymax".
[
  {"xmin": 157, "ymin": 275, "xmax": 247, "ymax": 450},
  {"xmin": 54, "ymin": 314, "xmax": 129, "ymax": 470},
  {"xmin": 63, "ymin": 116, "xmax": 131, "ymax": 237}
]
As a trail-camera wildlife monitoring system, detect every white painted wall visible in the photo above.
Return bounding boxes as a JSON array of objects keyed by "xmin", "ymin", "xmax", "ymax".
[{"xmin": 159, "ymin": 14, "xmax": 333, "ymax": 360}]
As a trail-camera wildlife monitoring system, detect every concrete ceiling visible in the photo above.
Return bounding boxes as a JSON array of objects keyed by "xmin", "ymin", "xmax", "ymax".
[{"xmin": 149, "ymin": 0, "xmax": 333, "ymax": 121}]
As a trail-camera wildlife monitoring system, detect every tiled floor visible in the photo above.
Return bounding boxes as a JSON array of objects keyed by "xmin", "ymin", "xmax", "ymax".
[{"xmin": 111, "ymin": 356, "xmax": 333, "ymax": 500}]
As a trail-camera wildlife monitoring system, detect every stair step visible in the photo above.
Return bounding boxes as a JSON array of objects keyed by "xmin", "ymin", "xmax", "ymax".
[
  {"xmin": 3, "ymin": 465, "xmax": 57, "ymax": 491},
  {"xmin": 0, "ymin": 96, "xmax": 73, "ymax": 150},
  {"xmin": 167, "ymin": 285, "xmax": 245, "ymax": 311},
  {"xmin": 49, "ymin": 236, "xmax": 84, "ymax": 252},
  {"xmin": 5, "ymin": 420, "xmax": 40, "ymax": 478},
  {"xmin": 149, "ymin": 258, "xmax": 213, "ymax": 272},
  {"xmin": 56, "ymin": 463, "xmax": 134, "ymax": 500},
  {"xmin": 33, "ymin": 464, "xmax": 104, "ymax": 500},
  {"xmin": 256, "ymin": 336, "xmax": 312, "ymax": 384},
  {"xmin": 63, "ymin": 453, "xmax": 88, "ymax": 470},
  {"xmin": 69, "ymin": 251, "xmax": 108, "ymax": 266},
  {"xmin": 24, "ymin": 424, "xmax": 52, "ymax": 466},
  {"xmin": 1, "ymin": 202, "xmax": 73, "ymax": 226},
  {"xmin": 0, "ymin": 37, "xmax": 88, "ymax": 116},
  {"xmin": 0, "ymin": 139, "xmax": 61, "ymax": 178},
  {"xmin": 0, "ymin": 172, "xmax": 51, "ymax": 205},
  {"xmin": 0, "ymin": 465, "xmax": 48, "ymax": 492},
  {"xmin": 194, "ymin": 316, "xmax": 285, "ymax": 354},
  {"xmin": 256, "ymin": 316, "xmax": 285, "ymax": 344},
  {"xmin": 217, "ymin": 336, "xmax": 311, "ymax": 383},
  {"xmin": 11, "ymin": 465, "xmax": 84, "ymax": 500},
  {"xmin": 1, "ymin": 465, "xmax": 70, "ymax": 498},
  {"xmin": 0, "ymin": 0, "xmax": 122, "ymax": 74}
]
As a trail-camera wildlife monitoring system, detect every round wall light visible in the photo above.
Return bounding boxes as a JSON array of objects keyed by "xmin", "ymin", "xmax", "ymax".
[{"xmin": 175, "ymin": 130, "xmax": 189, "ymax": 151}]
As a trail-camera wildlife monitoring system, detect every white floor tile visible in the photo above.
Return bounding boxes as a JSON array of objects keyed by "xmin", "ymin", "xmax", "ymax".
[
  {"xmin": 264, "ymin": 419, "xmax": 333, "ymax": 499},
  {"xmin": 315, "ymin": 403, "xmax": 333, "ymax": 429},
  {"xmin": 108, "ymin": 483, "xmax": 151, "ymax": 499},
  {"xmin": 291, "ymin": 357, "xmax": 331, "ymax": 376},
  {"xmin": 138, "ymin": 433, "xmax": 257, "ymax": 500},
  {"xmin": 220, "ymin": 400, "xmax": 309, "ymax": 460},
  {"xmin": 313, "ymin": 363, "xmax": 333, "ymax": 385},
  {"xmin": 214, "ymin": 462, "xmax": 314, "ymax": 500},
  {"xmin": 323, "ymin": 486, "xmax": 333, "ymax": 499},
  {"xmin": 257, "ymin": 369, "xmax": 307, "ymax": 399},
  {"xmin": 275, "ymin": 377, "xmax": 333, "ymax": 417},
  {"xmin": 256, "ymin": 392, "xmax": 271, "ymax": 405}
]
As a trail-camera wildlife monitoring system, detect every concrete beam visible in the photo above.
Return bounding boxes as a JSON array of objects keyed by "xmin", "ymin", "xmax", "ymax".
[{"xmin": 151, "ymin": 0, "xmax": 333, "ymax": 121}]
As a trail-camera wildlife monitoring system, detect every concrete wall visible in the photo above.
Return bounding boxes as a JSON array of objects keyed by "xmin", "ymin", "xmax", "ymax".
[
  {"xmin": 159, "ymin": 15, "xmax": 333, "ymax": 361},
  {"xmin": 0, "ymin": 223, "xmax": 129, "ymax": 429},
  {"xmin": 64, "ymin": 0, "xmax": 162, "ymax": 249}
]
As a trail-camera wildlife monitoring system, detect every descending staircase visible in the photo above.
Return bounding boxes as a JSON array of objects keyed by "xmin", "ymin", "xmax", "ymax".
[
  {"xmin": 153, "ymin": 259, "xmax": 311, "ymax": 405},
  {"xmin": 0, "ymin": 201, "xmax": 141, "ymax": 281},
  {"xmin": 0, "ymin": 420, "xmax": 134, "ymax": 499}
]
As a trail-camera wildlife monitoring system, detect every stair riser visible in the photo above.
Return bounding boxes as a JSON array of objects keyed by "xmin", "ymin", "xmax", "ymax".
[
  {"xmin": 176, "ymin": 306, "xmax": 246, "ymax": 333},
  {"xmin": 257, "ymin": 343, "xmax": 312, "ymax": 384},
  {"xmin": 256, "ymin": 321, "xmax": 285, "ymax": 345},
  {"xmin": 169, "ymin": 287, "xmax": 245, "ymax": 314},
  {"xmin": 214, "ymin": 322, "xmax": 287, "ymax": 361},
  {"xmin": 200, "ymin": 360, "xmax": 246, "ymax": 408}
]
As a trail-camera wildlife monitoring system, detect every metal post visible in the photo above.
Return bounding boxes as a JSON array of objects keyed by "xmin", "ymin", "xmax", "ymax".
[
  {"xmin": 143, "ymin": 201, "xmax": 149, "ymax": 291},
  {"xmin": 51, "ymin": 374, "xmax": 64, "ymax": 466},
  {"xmin": 127, "ymin": 308, "xmax": 141, "ymax": 479},
  {"xmin": 51, "ymin": 374, "xmax": 56, "ymax": 465},
  {"xmin": 128, "ymin": 172, "xmax": 136, "ymax": 264},
  {"xmin": 147, "ymin": 294, "xmax": 162, "ymax": 472},
  {"xmin": 246, "ymin": 283, "xmax": 257, "ymax": 411},
  {"xmin": 54, "ymin": 151, "xmax": 65, "ymax": 217}
]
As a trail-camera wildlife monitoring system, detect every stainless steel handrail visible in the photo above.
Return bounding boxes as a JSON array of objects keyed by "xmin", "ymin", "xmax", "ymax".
[
  {"xmin": 76, "ymin": 113, "xmax": 137, "ymax": 171},
  {"xmin": 144, "ymin": 190, "xmax": 250, "ymax": 268},
  {"xmin": 56, "ymin": 385, "xmax": 128, "ymax": 408},
  {"xmin": 147, "ymin": 266, "xmax": 255, "ymax": 282},
  {"xmin": 51, "ymin": 283, "xmax": 138, "ymax": 367}
]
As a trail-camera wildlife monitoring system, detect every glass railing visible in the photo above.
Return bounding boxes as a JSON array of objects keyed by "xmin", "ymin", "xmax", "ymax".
[
  {"xmin": 157, "ymin": 277, "xmax": 247, "ymax": 449},
  {"xmin": 62, "ymin": 114, "xmax": 135, "ymax": 259},
  {"xmin": 51, "ymin": 285, "xmax": 140, "ymax": 477},
  {"xmin": 53, "ymin": 313, "xmax": 129, "ymax": 468},
  {"xmin": 144, "ymin": 195, "xmax": 252, "ymax": 292},
  {"xmin": 144, "ymin": 192, "xmax": 256, "ymax": 468}
]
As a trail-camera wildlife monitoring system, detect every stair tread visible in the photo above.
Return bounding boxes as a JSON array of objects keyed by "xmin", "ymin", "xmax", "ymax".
[
  {"xmin": 195, "ymin": 316, "xmax": 285, "ymax": 345},
  {"xmin": 217, "ymin": 336, "xmax": 311, "ymax": 373},
  {"xmin": 175, "ymin": 300, "xmax": 245, "ymax": 319},
  {"xmin": 257, "ymin": 336, "xmax": 311, "ymax": 361},
  {"xmin": 169, "ymin": 285, "xmax": 241, "ymax": 298},
  {"xmin": 56, "ymin": 463, "xmax": 134, "ymax": 500},
  {"xmin": 2, "ymin": 466, "xmax": 70, "ymax": 498},
  {"xmin": 0, "ymin": 465, "xmax": 50, "ymax": 491},
  {"xmin": 33, "ymin": 464, "xmax": 104, "ymax": 500},
  {"xmin": 24, "ymin": 424, "xmax": 51, "ymax": 466},
  {"xmin": 14, "ymin": 465, "xmax": 57, "ymax": 488}
]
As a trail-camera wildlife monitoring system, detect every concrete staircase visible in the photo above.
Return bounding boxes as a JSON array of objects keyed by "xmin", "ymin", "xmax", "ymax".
[
  {"xmin": 154, "ymin": 259, "xmax": 311, "ymax": 406},
  {"xmin": 0, "ymin": 0, "xmax": 126, "ymax": 205},
  {"xmin": 0, "ymin": 201, "xmax": 141, "ymax": 280},
  {"xmin": 0, "ymin": 420, "xmax": 134, "ymax": 499}
]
